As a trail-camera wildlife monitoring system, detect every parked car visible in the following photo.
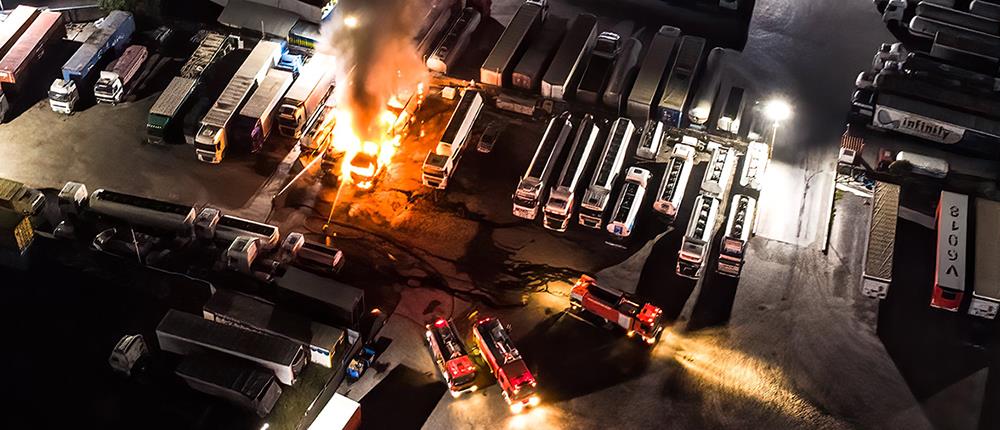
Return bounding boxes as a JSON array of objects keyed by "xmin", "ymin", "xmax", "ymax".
[{"xmin": 477, "ymin": 121, "xmax": 505, "ymax": 153}]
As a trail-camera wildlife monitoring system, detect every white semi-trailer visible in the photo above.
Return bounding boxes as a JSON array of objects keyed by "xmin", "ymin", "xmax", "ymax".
[{"xmin": 195, "ymin": 40, "xmax": 282, "ymax": 163}]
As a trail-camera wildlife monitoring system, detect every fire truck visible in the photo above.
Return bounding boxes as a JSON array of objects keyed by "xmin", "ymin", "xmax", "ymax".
[
  {"xmin": 425, "ymin": 318, "xmax": 478, "ymax": 397},
  {"xmin": 472, "ymin": 317, "xmax": 539, "ymax": 413},
  {"xmin": 569, "ymin": 275, "xmax": 664, "ymax": 344}
]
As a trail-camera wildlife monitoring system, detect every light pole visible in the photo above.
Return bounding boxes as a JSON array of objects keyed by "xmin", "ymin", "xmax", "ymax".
[{"xmin": 762, "ymin": 99, "xmax": 792, "ymax": 158}]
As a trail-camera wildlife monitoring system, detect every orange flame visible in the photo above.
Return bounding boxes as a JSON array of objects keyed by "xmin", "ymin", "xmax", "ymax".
[{"xmin": 330, "ymin": 108, "xmax": 401, "ymax": 190}]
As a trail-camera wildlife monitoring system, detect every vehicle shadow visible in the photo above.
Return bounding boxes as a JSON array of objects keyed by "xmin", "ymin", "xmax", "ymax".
[
  {"xmin": 359, "ymin": 364, "xmax": 446, "ymax": 430},
  {"xmin": 516, "ymin": 311, "xmax": 654, "ymax": 403}
]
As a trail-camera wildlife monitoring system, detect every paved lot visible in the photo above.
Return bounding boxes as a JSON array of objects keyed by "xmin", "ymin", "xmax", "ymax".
[{"xmin": 2, "ymin": 0, "xmax": 996, "ymax": 429}]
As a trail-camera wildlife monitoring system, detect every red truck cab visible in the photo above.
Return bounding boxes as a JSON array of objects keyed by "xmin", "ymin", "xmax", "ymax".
[
  {"xmin": 425, "ymin": 318, "xmax": 478, "ymax": 396},
  {"xmin": 570, "ymin": 275, "xmax": 663, "ymax": 344}
]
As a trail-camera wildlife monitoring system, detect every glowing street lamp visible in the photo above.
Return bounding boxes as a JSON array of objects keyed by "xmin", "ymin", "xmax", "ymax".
[
  {"xmin": 763, "ymin": 99, "xmax": 792, "ymax": 123},
  {"xmin": 762, "ymin": 99, "xmax": 793, "ymax": 151},
  {"xmin": 343, "ymin": 15, "xmax": 359, "ymax": 29}
]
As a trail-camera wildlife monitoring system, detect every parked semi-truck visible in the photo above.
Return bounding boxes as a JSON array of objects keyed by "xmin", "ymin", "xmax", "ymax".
[
  {"xmin": 932, "ymin": 191, "xmax": 969, "ymax": 312},
  {"xmin": 687, "ymin": 47, "xmax": 730, "ymax": 128},
  {"xmin": 146, "ymin": 33, "xmax": 240, "ymax": 144},
  {"xmin": 480, "ymin": 0, "xmax": 548, "ymax": 87},
  {"xmin": 50, "ymin": 11, "xmax": 135, "ymax": 114},
  {"xmin": 94, "ymin": 44, "xmax": 147, "ymax": 104},
  {"xmin": 233, "ymin": 69, "xmax": 293, "ymax": 153},
  {"xmin": 203, "ymin": 289, "xmax": 347, "ymax": 368},
  {"xmin": 195, "ymin": 40, "xmax": 282, "ymax": 163},
  {"xmin": 276, "ymin": 54, "xmax": 336, "ymax": 139},
  {"xmin": 157, "ymin": 309, "xmax": 307, "ymax": 386},
  {"xmin": 0, "ymin": 10, "xmax": 63, "ymax": 121},
  {"xmin": 659, "ymin": 36, "xmax": 707, "ymax": 128},
  {"xmin": 575, "ymin": 32, "xmax": 622, "ymax": 105},
  {"xmin": 626, "ymin": 26, "xmax": 681, "ymax": 122},
  {"xmin": 969, "ymin": 198, "xmax": 1000, "ymax": 319}
]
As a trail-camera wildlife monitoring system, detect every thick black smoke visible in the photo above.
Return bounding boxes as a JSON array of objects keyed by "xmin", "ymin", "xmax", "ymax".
[{"xmin": 320, "ymin": 0, "xmax": 428, "ymax": 141}]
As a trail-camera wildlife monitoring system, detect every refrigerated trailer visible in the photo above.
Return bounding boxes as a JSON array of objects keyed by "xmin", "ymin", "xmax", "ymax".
[
  {"xmin": 874, "ymin": 70, "xmax": 1000, "ymax": 121},
  {"xmin": 175, "ymin": 354, "xmax": 282, "ymax": 417},
  {"xmin": 626, "ymin": 26, "xmax": 680, "ymax": 123},
  {"xmin": 969, "ymin": 198, "xmax": 1000, "ymax": 319},
  {"xmin": 687, "ymin": 47, "xmax": 729, "ymax": 128},
  {"xmin": 931, "ymin": 191, "xmax": 969, "ymax": 312},
  {"xmin": 871, "ymin": 93, "xmax": 1000, "ymax": 153},
  {"xmin": 480, "ymin": 0, "xmax": 548, "ymax": 87},
  {"xmin": 234, "ymin": 69, "xmax": 293, "ymax": 153},
  {"xmin": 195, "ymin": 40, "xmax": 282, "ymax": 163},
  {"xmin": 274, "ymin": 267, "xmax": 365, "ymax": 330},
  {"xmin": 276, "ymin": 54, "xmax": 335, "ymax": 139},
  {"xmin": 203, "ymin": 289, "xmax": 347, "ymax": 368},
  {"xmin": 49, "ymin": 10, "xmax": 135, "ymax": 114},
  {"xmin": 540, "ymin": 13, "xmax": 596, "ymax": 100},
  {"xmin": 157, "ymin": 309, "xmax": 307, "ymax": 385},
  {"xmin": 146, "ymin": 33, "xmax": 240, "ymax": 144},
  {"xmin": 94, "ymin": 44, "xmax": 147, "ymax": 104},
  {"xmin": 658, "ymin": 36, "xmax": 706, "ymax": 128},
  {"xmin": 0, "ymin": 10, "xmax": 63, "ymax": 120},
  {"xmin": 511, "ymin": 21, "xmax": 565, "ymax": 91},
  {"xmin": 602, "ymin": 37, "xmax": 641, "ymax": 112}
]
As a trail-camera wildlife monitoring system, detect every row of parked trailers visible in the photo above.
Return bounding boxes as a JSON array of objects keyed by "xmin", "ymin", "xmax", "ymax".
[
  {"xmin": 51, "ymin": 181, "xmax": 365, "ymax": 416},
  {"xmin": 508, "ymin": 111, "xmax": 768, "ymax": 279},
  {"xmin": 855, "ymin": 1, "xmax": 1000, "ymax": 156},
  {"xmin": 478, "ymin": 0, "xmax": 762, "ymax": 138},
  {"xmin": 860, "ymin": 181, "xmax": 1000, "ymax": 320},
  {"xmin": 0, "ymin": 6, "xmax": 65, "ymax": 120}
]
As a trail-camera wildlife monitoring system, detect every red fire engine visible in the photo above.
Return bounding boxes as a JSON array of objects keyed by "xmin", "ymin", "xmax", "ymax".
[
  {"xmin": 472, "ymin": 317, "xmax": 539, "ymax": 413},
  {"xmin": 425, "ymin": 318, "xmax": 478, "ymax": 396},
  {"xmin": 569, "ymin": 275, "xmax": 664, "ymax": 344}
]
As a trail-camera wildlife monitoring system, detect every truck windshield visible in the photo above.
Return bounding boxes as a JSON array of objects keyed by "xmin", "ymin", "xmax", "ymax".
[{"xmin": 48, "ymin": 91, "xmax": 71, "ymax": 102}]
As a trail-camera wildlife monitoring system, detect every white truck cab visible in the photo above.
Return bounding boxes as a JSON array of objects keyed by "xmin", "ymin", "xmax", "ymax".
[
  {"xmin": 94, "ymin": 70, "xmax": 125, "ymax": 104},
  {"xmin": 109, "ymin": 334, "xmax": 148, "ymax": 376},
  {"xmin": 882, "ymin": 0, "xmax": 907, "ymax": 24},
  {"xmin": 49, "ymin": 79, "xmax": 79, "ymax": 114}
]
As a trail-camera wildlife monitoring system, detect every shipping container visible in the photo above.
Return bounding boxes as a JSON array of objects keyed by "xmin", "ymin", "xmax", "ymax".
[{"xmin": 274, "ymin": 267, "xmax": 365, "ymax": 329}]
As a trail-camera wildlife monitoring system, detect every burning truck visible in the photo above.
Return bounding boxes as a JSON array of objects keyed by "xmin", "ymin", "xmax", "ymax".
[{"xmin": 317, "ymin": 0, "xmax": 429, "ymax": 191}]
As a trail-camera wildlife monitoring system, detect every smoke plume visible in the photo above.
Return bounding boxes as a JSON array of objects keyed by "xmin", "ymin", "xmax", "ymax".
[{"xmin": 320, "ymin": 0, "xmax": 428, "ymax": 142}]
